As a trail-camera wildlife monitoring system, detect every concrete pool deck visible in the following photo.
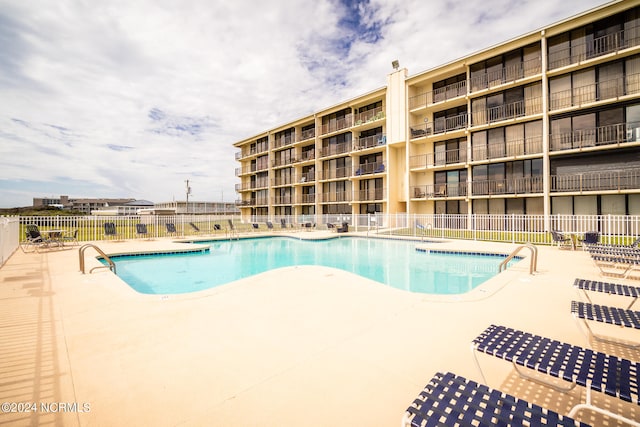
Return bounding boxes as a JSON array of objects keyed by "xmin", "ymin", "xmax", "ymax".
[{"xmin": 0, "ymin": 233, "xmax": 638, "ymax": 426}]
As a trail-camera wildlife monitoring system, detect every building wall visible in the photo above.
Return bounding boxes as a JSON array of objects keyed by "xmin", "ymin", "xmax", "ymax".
[{"xmin": 233, "ymin": 0, "xmax": 640, "ymax": 221}]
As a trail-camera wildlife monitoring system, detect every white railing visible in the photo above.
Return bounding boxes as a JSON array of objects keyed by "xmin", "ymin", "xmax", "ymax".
[
  {"xmin": 8, "ymin": 213, "xmax": 640, "ymax": 248},
  {"xmin": 0, "ymin": 216, "xmax": 20, "ymax": 267}
]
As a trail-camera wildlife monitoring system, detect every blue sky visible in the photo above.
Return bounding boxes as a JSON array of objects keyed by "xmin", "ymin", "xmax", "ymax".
[{"xmin": 0, "ymin": 0, "xmax": 607, "ymax": 208}]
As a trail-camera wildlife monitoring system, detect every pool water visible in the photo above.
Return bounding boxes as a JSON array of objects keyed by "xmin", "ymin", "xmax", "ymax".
[{"xmin": 108, "ymin": 237, "xmax": 517, "ymax": 295}]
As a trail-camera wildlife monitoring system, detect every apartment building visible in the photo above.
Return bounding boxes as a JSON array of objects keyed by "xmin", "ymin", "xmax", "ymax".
[{"xmin": 234, "ymin": 0, "xmax": 640, "ymax": 221}]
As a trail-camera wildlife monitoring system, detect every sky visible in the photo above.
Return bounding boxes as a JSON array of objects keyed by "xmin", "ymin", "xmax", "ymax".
[{"xmin": 0, "ymin": 0, "xmax": 609, "ymax": 208}]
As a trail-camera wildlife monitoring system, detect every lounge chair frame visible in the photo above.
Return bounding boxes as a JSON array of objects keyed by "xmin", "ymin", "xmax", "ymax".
[
  {"xmin": 571, "ymin": 300, "xmax": 640, "ymax": 348},
  {"xmin": 574, "ymin": 278, "xmax": 640, "ymax": 310},
  {"xmin": 402, "ymin": 371, "xmax": 589, "ymax": 427},
  {"xmin": 472, "ymin": 324, "xmax": 640, "ymax": 427}
]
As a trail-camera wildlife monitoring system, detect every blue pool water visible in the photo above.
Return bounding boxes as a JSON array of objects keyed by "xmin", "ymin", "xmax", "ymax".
[{"xmin": 107, "ymin": 237, "xmax": 517, "ymax": 295}]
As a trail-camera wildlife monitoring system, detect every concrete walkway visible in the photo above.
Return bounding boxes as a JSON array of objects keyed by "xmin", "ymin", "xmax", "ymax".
[{"xmin": 0, "ymin": 235, "xmax": 638, "ymax": 426}]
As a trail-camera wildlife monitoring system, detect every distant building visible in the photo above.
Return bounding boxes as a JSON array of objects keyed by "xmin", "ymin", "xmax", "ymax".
[
  {"xmin": 153, "ymin": 201, "xmax": 239, "ymax": 215},
  {"xmin": 33, "ymin": 195, "xmax": 137, "ymax": 214},
  {"xmin": 91, "ymin": 200, "xmax": 155, "ymax": 215}
]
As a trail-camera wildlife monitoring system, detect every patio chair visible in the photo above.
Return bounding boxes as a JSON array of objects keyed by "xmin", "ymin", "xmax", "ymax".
[
  {"xmin": 551, "ymin": 230, "xmax": 573, "ymax": 249},
  {"xmin": 266, "ymin": 221, "xmax": 274, "ymax": 231},
  {"xmin": 589, "ymin": 252, "xmax": 640, "ymax": 278},
  {"xmin": 165, "ymin": 223, "xmax": 177, "ymax": 236},
  {"xmin": 337, "ymin": 222, "xmax": 349, "ymax": 233},
  {"xmin": 571, "ymin": 300, "xmax": 640, "ymax": 348},
  {"xmin": 280, "ymin": 218, "xmax": 287, "ymax": 229},
  {"xmin": 103, "ymin": 222, "xmax": 120, "ymax": 240},
  {"xmin": 214, "ymin": 224, "xmax": 222, "ymax": 233},
  {"xmin": 580, "ymin": 231, "xmax": 600, "ymax": 246},
  {"xmin": 252, "ymin": 223, "xmax": 259, "ymax": 231},
  {"xmin": 472, "ymin": 324, "xmax": 640, "ymax": 426},
  {"xmin": 326, "ymin": 223, "xmax": 336, "ymax": 232},
  {"xmin": 21, "ymin": 224, "xmax": 58, "ymax": 252},
  {"xmin": 402, "ymin": 371, "xmax": 590, "ymax": 427},
  {"xmin": 189, "ymin": 222, "xmax": 201, "ymax": 234},
  {"xmin": 136, "ymin": 224, "xmax": 151, "ymax": 239},
  {"xmin": 61, "ymin": 229, "xmax": 79, "ymax": 246},
  {"xmin": 573, "ymin": 278, "xmax": 640, "ymax": 310}
]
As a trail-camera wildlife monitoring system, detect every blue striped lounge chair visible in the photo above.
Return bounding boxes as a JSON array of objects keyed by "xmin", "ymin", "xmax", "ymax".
[
  {"xmin": 103, "ymin": 222, "xmax": 121, "ymax": 240},
  {"xmin": 573, "ymin": 278, "xmax": 640, "ymax": 310},
  {"xmin": 165, "ymin": 223, "xmax": 177, "ymax": 236},
  {"xmin": 571, "ymin": 300, "xmax": 640, "ymax": 348},
  {"xmin": 472, "ymin": 324, "xmax": 640, "ymax": 426},
  {"xmin": 136, "ymin": 223, "xmax": 150, "ymax": 239},
  {"xmin": 402, "ymin": 371, "xmax": 590, "ymax": 427}
]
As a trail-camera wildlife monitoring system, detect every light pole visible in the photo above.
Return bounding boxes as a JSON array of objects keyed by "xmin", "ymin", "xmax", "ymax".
[{"xmin": 185, "ymin": 180, "xmax": 191, "ymax": 214}]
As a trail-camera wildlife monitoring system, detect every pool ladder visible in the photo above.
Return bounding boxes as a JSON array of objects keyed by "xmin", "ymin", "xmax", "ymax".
[
  {"xmin": 499, "ymin": 243, "xmax": 537, "ymax": 275},
  {"xmin": 79, "ymin": 244, "xmax": 116, "ymax": 274}
]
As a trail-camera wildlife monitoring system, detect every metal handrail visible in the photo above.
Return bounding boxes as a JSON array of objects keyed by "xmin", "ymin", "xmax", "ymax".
[
  {"xmin": 499, "ymin": 242, "xmax": 537, "ymax": 275},
  {"xmin": 79, "ymin": 243, "xmax": 116, "ymax": 274}
]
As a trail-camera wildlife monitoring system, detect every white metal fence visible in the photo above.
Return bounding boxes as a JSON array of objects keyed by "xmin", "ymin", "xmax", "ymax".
[
  {"xmin": 7, "ymin": 213, "xmax": 640, "ymax": 248},
  {"xmin": 0, "ymin": 216, "xmax": 20, "ymax": 267}
]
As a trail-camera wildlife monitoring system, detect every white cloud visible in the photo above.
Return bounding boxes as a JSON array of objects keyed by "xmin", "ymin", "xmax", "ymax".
[{"xmin": 0, "ymin": 0, "xmax": 607, "ymax": 207}]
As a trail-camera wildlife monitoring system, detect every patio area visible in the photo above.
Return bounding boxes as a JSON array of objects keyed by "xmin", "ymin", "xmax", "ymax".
[{"xmin": 0, "ymin": 235, "xmax": 638, "ymax": 426}]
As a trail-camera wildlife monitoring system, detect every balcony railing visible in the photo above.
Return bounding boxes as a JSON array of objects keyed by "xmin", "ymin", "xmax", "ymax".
[
  {"xmin": 354, "ymin": 134, "xmax": 386, "ymax": 150},
  {"xmin": 357, "ymin": 187, "xmax": 385, "ymax": 201},
  {"xmin": 299, "ymin": 194, "xmax": 316, "ymax": 204},
  {"xmin": 409, "ymin": 148, "xmax": 467, "ymax": 169},
  {"xmin": 410, "ymin": 113, "xmax": 468, "ymax": 139},
  {"xmin": 273, "ymin": 176, "xmax": 294, "ymax": 186},
  {"xmin": 299, "ymin": 171, "xmax": 315, "ymax": 183},
  {"xmin": 472, "ymin": 97, "xmax": 542, "ymax": 126},
  {"xmin": 412, "ymin": 183, "xmax": 468, "ymax": 199},
  {"xmin": 472, "ymin": 176, "xmax": 543, "ymax": 195},
  {"xmin": 319, "ymin": 167, "xmax": 351, "ymax": 180},
  {"xmin": 273, "ymin": 195, "xmax": 293, "ymax": 205},
  {"xmin": 470, "ymin": 57, "xmax": 542, "ymax": 93},
  {"xmin": 320, "ymin": 115, "xmax": 353, "ymax": 135},
  {"xmin": 551, "ymin": 168, "xmax": 640, "ymax": 193},
  {"xmin": 299, "ymin": 128, "xmax": 315, "ymax": 141},
  {"xmin": 353, "ymin": 107, "xmax": 384, "ymax": 125},
  {"xmin": 409, "ymin": 80, "xmax": 467, "ymax": 110},
  {"xmin": 548, "ymin": 25, "xmax": 640, "ymax": 70},
  {"xmin": 273, "ymin": 134, "xmax": 294, "ymax": 149},
  {"xmin": 272, "ymin": 157, "xmax": 297, "ymax": 167},
  {"xmin": 321, "ymin": 191, "xmax": 352, "ymax": 203},
  {"xmin": 355, "ymin": 162, "xmax": 385, "ymax": 176},
  {"xmin": 550, "ymin": 122, "xmax": 640, "ymax": 152},
  {"xmin": 300, "ymin": 150, "xmax": 315, "ymax": 162},
  {"xmin": 472, "ymin": 135, "xmax": 543, "ymax": 162},
  {"xmin": 550, "ymin": 73, "xmax": 640, "ymax": 111},
  {"xmin": 320, "ymin": 142, "xmax": 351, "ymax": 157}
]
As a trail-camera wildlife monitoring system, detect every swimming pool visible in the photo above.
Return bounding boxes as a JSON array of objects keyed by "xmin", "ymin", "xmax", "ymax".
[{"xmin": 106, "ymin": 237, "xmax": 518, "ymax": 295}]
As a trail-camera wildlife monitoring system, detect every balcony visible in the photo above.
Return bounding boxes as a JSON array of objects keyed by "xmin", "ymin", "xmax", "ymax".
[
  {"xmin": 320, "ymin": 142, "xmax": 351, "ymax": 157},
  {"xmin": 472, "ymin": 97, "xmax": 542, "ymax": 126},
  {"xmin": 319, "ymin": 167, "xmax": 351, "ymax": 180},
  {"xmin": 298, "ymin": 171, "xmax": 315, "ymax": 183},
  {"xmin": 412, "ymin": 183, "xmax": 468, "ymax": 199},
  {"xmin": 299, "ymin": 149, "xmax": 315, "ymax": 162},
  {"xmin": 471, "ymin": 136, "xmax": 543, "ymax": 162},
  {"xmin": 273, "ymin": 176, "xmax": 293, "ymax": 186},
  {"xmin": 299, "ymin": 194, "xmax": 316, "ymax": 204},
  {"xmin": 409, "ymin": 80, "xmax": 467, "ymax": 110},
  {"xmin": 320, "ymin": 115, "xmax": 353, "ymax": 135},
  {"xmin": 321, "ymin": 191, "xmax": 352, "ymax": 203},
  {"xmin": 551, "ymin": 168, "xmax": 640, "ymax": 193},
  {"xmin": 273, "ymin": 195, "xmax": 293, "ymax": 205},
  {"xmin": 472, "ymin": 176, "xmax": 543, "ymax": 196},
  {"xmin": 548, "ymin": 25, "xmax": 640, "ymax": 70},
  {"xmin": 409, "ymin": 148, "xmax": 467, "ymax": 170},
  {"xmin": 273, "ymin": 134, "xmax": 294, "ymax": 149},
  {"xmin": 299, "ymin": 128, "xmax": 316, "ymax": 141},
  {"xmin": 272, "ymin": 157, "xmax": 297, "ymax": 167},
  {"xmin": 550, "ymin": 122, "xmax": 640, "ymax": 152},
  {"xmin": 550, "ymin": 73, "xmax": 640, "ymax": 111},
  {"xmin": 357, "ymin": 187, "xmax": 385, "ymax": 202},
  {"xmin": 235, "ymin": 199, "xmax": 255, "ymax": 206},
  {"xmin": 410, "ymin": 113, "xmax": 468, "ymax": 139},
  {"xmin": 353, "ymin": 107, "xmax": 384, "ymax": 126},
  {"xmin": 354, "ymin": 162, "xmax": 385, "ymax": 176},
  {"xmin": 470, "ymin": 57, "xmax": 542, "ymax": 93},
  {"xmin": 354, "ymin": 134, "xmax": 386, "ymax": 150}
]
